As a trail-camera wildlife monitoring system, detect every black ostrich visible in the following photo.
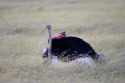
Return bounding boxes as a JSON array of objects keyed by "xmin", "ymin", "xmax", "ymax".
[
  {"xmin": 43, "ymin": 36, "xmax": 99, "ymax": 62},
  {"xmin": 43, "ymin": 25, "xmax": 102, "ymax": 62}
]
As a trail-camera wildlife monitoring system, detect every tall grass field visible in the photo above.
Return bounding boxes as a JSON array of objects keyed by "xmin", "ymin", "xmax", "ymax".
[{"xmin": 0, "ymin": 0, "xmax": 125, "ymax": 83}]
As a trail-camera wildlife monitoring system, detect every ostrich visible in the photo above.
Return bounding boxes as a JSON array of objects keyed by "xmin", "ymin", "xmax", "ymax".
[{"xmin": 43, "ymin": 25, "xmax": 104, "ymax": 62}]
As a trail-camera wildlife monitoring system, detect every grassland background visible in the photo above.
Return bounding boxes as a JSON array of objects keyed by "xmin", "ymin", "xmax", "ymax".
[{"xmin": 0, "ymin": 0, "xmax": 125, "ymax": 83}]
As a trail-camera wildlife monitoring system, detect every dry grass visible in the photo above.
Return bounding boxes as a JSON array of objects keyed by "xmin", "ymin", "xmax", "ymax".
[{"xmin": 0, "ymin": 0, "xmax": 125, "ymax": 83}]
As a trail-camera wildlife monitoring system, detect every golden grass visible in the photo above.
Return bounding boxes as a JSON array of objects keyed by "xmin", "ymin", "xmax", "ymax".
[{"xmin": 0, "ymin": 0, "xmax": 125, "ymax": 83}]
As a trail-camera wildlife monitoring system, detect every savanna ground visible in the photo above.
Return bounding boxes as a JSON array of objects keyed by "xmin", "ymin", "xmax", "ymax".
[{"xmin": 0, "ymin": 0, "xmax": 125, "ymax": 83}]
